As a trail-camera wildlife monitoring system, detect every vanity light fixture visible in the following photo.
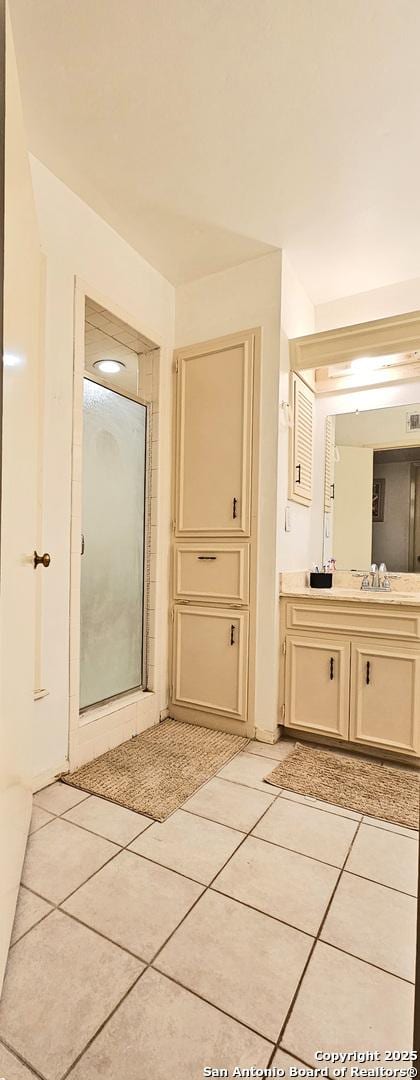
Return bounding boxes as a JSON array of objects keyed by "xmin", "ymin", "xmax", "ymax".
[
  {"xmin": 350, "ymin": 353, "xmax": 399, "ymax": 375},
  {"xmin": 93, "ymin": 358, "xmax": 126, "ymax": 375}
]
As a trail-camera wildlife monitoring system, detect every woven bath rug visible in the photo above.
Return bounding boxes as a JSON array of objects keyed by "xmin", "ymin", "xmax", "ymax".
[
  {"xmin": 63, "ymin": 719, "xmax": 247, "ymax": 821},
  {"xmin": 264, "ymin": 742, "xmax": 419, "ymax": 830}
]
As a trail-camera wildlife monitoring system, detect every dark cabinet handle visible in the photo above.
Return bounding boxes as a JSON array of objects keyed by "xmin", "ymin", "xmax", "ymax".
[
  {"xmin": 232, "ymin": 497, "xmax": 238, "ymax": 520},
  {"xmin": 330, "ymin": 483, "xmax": 335, "ymax": 500},
  {"xmin": 34, "ymin": 551, "xmax": 51, "ymax": 569},
  {"xmin": 198, "ymin": 555, "xmax": 216, "ymax": 561},
  {"xmin": 296, "ymin": 464, "xmax": 301, "ymax": 484},
  {"xmin": 230, "ymin": 624, "xmax": 236, "ymax": 646},
  {"xmin": 330, "ymin": 656, "xmax": 334, "ymax": 680},
  {"xmin": 81, "ymin": 533, "xmax": 85, "ymax": 555},
  {"xmin": 366, "ymin": 661, "xmax": 370, "ymax": 685}
]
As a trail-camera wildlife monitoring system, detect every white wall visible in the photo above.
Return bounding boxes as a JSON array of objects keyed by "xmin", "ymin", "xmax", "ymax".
[
  {"xmin": 175, "ymin": 252, "xmax": 282, "ymax": 739},
  {"xmin": 315, "ymin": 276, "xmax": 420, "ymax": 332},
  {"xmin": 30, "ymin": 157, "xmax": 175, "ymax": 786}
]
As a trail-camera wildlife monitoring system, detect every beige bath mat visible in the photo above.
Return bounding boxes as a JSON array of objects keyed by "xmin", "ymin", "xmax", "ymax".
[
  {"xmin": 264, "ymin": 742, "xmax": 419, "ymax": 830},
  {"xmin": 63, "ymin": 719, "xmax": 247, "ymax": 821}
]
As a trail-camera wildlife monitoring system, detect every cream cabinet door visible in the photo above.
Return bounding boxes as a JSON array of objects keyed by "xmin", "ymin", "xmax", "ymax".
[
  {"xmin": 350, "ymin": 644, "xmax": 420, "ymax": 756},
  {"xmin": 174, "ymin": 331, "xmax": 254, "ymax": 536},
  {"xmin": 289, "ymin": 373, "xmax": 314, "ymax": 506},
  {"xmin": 285, "ymin": 636, "xmax": 350, "ymax": 739},
  {"xmin": 172, "ymin": 605, "xmax": 249, "ymax": 720}
]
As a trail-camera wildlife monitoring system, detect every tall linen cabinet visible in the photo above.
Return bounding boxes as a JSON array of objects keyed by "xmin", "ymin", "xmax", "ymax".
[{"xmin": 170, "ymin": 329, "xmax": 260, "ymax": 736}]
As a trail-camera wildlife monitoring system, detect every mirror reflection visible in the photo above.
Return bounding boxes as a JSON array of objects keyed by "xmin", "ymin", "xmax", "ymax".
[{"xmin": 323, "ymin": 403, "xmax": 420, "ymax": 571}]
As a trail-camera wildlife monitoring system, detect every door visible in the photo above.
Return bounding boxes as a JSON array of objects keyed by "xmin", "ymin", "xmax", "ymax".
[
  {"xmin": 0, "ymin": 9, "xmax": 42, "ymax": 991},
  {"xmin": 174, "ymin": 331, "xmax": 254, "ymax": 536},
  {"xmin": 80, "ymin": 378, "xmax": 148, "ymax": 709},
  {"xmin": 284, "ymin": 636, "xmax": 350, "ymax": 739},
  {"xmin": 350, "ymin": 643, "xmax": 420, "ymax": 756},
  {"xmin": 172, "ymin": 605, "xmax": 249, "ymax": 720},
  {"xmin": 333, "ymin": 445, "xmax": 373, "ymax": 569}
]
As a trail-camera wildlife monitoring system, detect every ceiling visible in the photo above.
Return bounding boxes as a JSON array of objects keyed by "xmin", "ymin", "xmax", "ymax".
[{"xmin": 9, "ymin": 0, "xmax": 420, "ymax": 302}]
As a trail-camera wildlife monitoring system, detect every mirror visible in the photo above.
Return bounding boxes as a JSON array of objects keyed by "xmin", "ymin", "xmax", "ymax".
[{"xmin": 323, "ymin": 403, "xmax": 420, "ymax": 571}]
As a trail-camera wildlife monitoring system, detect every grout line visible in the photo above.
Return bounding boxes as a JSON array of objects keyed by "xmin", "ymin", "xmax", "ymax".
[
  {"xmin": 61, "ymin": 967, "xmax": 147, "ymax": 1080},
  {"xmin": 0, "ymin": 1035, "xmax": 49, "ymax": 1080},
  {"xmin": 315, "ymin": 936, "xmax": 415, "ymax": 986},
  {"xmin": 267, "ymin": 816, "xmax": 365, "ymax": 1066},
  {"xmin": 244, "ymin": 829, "xmax": 357, "ymax": 872},
  {"xmin": 361, "ymin": 818, "xmax": 418, "ymax": 840},
  {"xmin": 8, "ymin": 773, "xmax": 417, "ymax": 1077},
  {"xmin": 150, "ymin": 964, "xmax": 277, "ymax": 1046},
  {"xmin": 60, "ymin": 786, "xmax": 280, "ymax": 1078}
]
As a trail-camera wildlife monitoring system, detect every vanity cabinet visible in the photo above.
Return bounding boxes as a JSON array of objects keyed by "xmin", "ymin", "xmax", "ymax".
[
  {"xmin": 350, "ymin": 643, "xmax": 420, "ymax": 756},
  {"xmin": 285, "ymin": 636, "xmax": 350, "ymax": 740},
  {"xmin": 281, "ymin": 596, "xmax": 420, "ymax": 759}
]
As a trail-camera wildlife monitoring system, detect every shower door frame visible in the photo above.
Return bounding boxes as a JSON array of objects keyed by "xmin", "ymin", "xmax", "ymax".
[
  {"xmin": 80, "ymin": 369, "xmax": 151, "ymax": 711},
  {"xmin": 68, "ymin": 277, "xmax": 163, "ymax": 772}
]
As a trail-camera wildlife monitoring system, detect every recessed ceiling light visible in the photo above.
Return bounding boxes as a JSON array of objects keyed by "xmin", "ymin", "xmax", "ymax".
[{"xmin": 93, "ymin": 359, "xmax": 126, "ymax": 374}]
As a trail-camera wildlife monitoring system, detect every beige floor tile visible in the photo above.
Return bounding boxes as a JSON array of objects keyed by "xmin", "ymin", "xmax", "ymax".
[
  {"xmin": 21, "ymin": 818, "xmax": 118, "ymax": 904},
  {"xmin": 10, "ymin": 887, "xmax": 53, "ymax": 945},
  {"xmin": 182, "ymin": 776, "xmax": 275, "ymax": 832},
  {"xmin": 63, "ymin": 794, "xmax": 152, "ymax": 845},
  {"xmin": 63, "ymin": 849, "xmax": 203, "ymax": 960},
  {"xmin": 346, "ymin": 824, "xmax": 418, "ymax": 895},
  {"xmin": 362, "ymin": 815, "xmax": 419, "ymax": 839},
  {"xmin": 246, "ymin": 739, "xmax": 296, "ymax": 761},
  {"xmin": 280, "ymin": 789, "xmax": 361, "ymax": 821},
  {"xmin": 217, "ymin": 752, "xmax": 282, "ymax": 792},
  {"xmin": 0, "ymin": 1044, "xmax": 39, "ymax": 1079},
  {"xmin": 29, "ymin": 805, "xmax": 54, "ymax": 833},
  {"xmin": 129, "ymin": 809, "xmax": 242, "ymax": 884},
  {"xmin": 283, "ymin": 941, "xmax": 414, "ymax": 1057},
  {"xmin": 156, "ymin": 889, "xmax": 312, "ymax": 1040},
  {"xmin": 273, "ymin": 1049, "xmax": 310, "ymax": 1071},
  {"xmin": 0, "ymin": 910, "xmax": 142, "ymax": 1080},
  {"xmin": 213, "ymin": 836, "xmax": 339, "ymax": 934},
  {"xmin": 33, "ymin": 781, "xmax": 89, "ymax": 815},
  {"xmin": 68, "ymin": 968, "xmax": 272, "ymax": 1080},
  {"xmin": 321, "ymin": 871, "xmax": 416, "ymax": 981},
  {"xmin": 253, "ymin": 798, "xmax": 358, "ymax": 867}
]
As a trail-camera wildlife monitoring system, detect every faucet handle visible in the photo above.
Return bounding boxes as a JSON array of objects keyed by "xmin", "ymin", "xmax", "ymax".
[{"xmin": 361, "ymin": 574, "xmax": 370, "ymax": 590}]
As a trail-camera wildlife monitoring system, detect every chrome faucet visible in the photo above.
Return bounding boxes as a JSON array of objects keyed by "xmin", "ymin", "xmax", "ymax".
[{"xmin": 361, "ymin": 562, "xmax": 390, "ymax": 591}]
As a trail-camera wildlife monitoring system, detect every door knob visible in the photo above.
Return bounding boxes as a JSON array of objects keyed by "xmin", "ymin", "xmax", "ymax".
[{"xmin": 34, "ymin": 551, "xmax": 51, "ymax": 569}]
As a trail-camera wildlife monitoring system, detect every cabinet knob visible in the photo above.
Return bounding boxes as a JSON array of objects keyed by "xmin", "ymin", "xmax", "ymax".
[{"xmin": 34, "ymin": 551, "xmax": 51, "ymax": 569}]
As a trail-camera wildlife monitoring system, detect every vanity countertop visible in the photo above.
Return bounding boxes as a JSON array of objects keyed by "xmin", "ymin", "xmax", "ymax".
[{"xmin": 280, "ymin": 585, "xmax": 420, "ymax": 606}]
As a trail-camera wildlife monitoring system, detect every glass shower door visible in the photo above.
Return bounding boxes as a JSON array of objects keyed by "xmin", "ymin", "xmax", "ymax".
[{"xmin": 80, "ymin": 378, "xmax": 147, "ymax": 709}]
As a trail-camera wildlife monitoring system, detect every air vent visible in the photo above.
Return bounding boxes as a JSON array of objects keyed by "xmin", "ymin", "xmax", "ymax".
[{"xmin": 406, "ymin": 412, "xmax": 420, "ymax": 432}]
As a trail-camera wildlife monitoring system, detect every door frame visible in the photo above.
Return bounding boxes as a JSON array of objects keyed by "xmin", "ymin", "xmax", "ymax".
[{"xmin": 68, "ymin": 278, "xmax": 162, "ymax": 771}]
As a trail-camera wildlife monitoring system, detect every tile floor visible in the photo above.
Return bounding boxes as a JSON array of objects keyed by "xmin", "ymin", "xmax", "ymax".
[{"xmin": 0, "ymin": 740, "xmax": 417, "ymax": 1079}]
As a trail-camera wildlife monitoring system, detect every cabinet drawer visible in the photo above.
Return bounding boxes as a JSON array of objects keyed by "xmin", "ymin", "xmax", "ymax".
[
  {"xmin": 285, "ymin": 600, "xmax": 420, "ymax": 642},
  {"xmin": 173, "ymin": 544, "xmax": 250, "ymax": 605}
]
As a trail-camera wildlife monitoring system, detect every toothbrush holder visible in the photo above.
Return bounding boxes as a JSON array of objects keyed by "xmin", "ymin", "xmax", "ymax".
[{"xmin": 309, "ymin": 572, "xmax": 333, "ymax": 589}]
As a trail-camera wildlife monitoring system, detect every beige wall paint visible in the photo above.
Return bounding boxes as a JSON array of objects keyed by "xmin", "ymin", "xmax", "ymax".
[
  {"xmin": 175, "ymin": 252, "xmax": 282, "ymax": 739},
  {"xmin": 30, "ymin": 158, "xmax": 175, "ymax": 786}
]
